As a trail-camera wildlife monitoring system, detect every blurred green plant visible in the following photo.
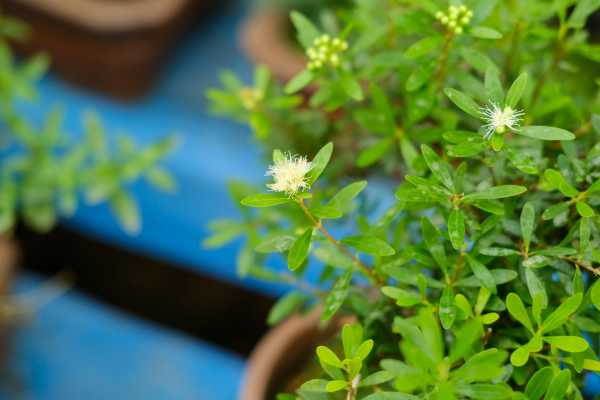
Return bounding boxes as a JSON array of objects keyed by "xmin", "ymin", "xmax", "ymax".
[
  {"xmin": 207, "ymin": 0, "xmax": 600, "ymax": 399},
  {"xmin": 0, "ymin": 14, "xmax": 176, "ymax": 235}
]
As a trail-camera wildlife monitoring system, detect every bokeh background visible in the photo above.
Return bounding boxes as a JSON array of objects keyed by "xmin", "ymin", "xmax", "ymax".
[{"xmin": 0, "ymin": 1, "xmax": 598, "ymax": 399}]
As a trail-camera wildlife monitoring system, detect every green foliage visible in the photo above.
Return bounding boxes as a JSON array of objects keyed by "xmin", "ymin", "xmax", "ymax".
[
  {"xmin": 206, "ymin": 0, "xmax": 600, "ymax": 398},
  {"xmin": 0, "ymin": 15, "xmax": 174, "ymax": 235}
]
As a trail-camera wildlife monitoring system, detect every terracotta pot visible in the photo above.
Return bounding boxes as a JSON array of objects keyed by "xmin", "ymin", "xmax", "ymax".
[
  {"xmin": 240, "ymin": 310, "xmax": 350, "ymax": 400},
  {"xmin": 3, "ymin": 0, "xmax": 213, "ymax": 100},
  {"xmin": 0, "ymin": 235, "xmax": 18, "ymax": 364},
  {"xmin": 240, "ymin": 10, "xmax": 307, "ymax": 84}
]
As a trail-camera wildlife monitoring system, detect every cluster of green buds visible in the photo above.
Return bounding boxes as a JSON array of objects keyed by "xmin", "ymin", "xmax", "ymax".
[
  {"xmin": 306, "ymin": 34, "xmax": 348, "ymax": 71},
  {"xmin": 435, "ymin": 4, "xmax": 473, "ymax": 35},
  {"xmin": 239, "ymin": 87, "xmax": 263, "ymax": 111}
]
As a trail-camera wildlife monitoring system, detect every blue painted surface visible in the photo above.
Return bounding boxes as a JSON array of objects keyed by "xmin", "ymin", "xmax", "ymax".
[
  {"xmin": 15, "ymin": 1, "xmax": 299, "ymax": 297},
  {"xmin": 585, "ymin": 372, "xmax": 600, "ymax": 398},
  {"xmin": 0, "ymin": 273, "xmax": 245, "ymax": 400}
]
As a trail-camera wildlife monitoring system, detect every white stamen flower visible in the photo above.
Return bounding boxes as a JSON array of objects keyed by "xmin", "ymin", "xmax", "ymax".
[
  {"xmin": 480, "ymin": 103, "xmax": 524, "ymax": 140},
  {"xmin": 266, "ymin": 153, "xmax": 312, "ymax": 196}
]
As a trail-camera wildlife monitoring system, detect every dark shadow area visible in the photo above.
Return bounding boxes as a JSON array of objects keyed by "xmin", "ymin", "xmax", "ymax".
[{"xmin": 16, "ymin": 224, "xmax": 274, "ymax": 356}]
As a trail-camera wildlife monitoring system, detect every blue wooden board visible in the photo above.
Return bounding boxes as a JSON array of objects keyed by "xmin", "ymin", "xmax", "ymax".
[
  {"xmin": 0, "ymin": 273, "xmax": 245, "ymax": 400},
  {"xmin": 14, "ymin": 1, "xmax": 296, "ymax": 297}
]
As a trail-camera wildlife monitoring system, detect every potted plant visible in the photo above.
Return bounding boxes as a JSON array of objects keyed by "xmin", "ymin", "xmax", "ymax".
[
  {"xmin": 0, "ymin": 12, "xmax": 174, "ymax": 339},
  {"xmin": 207, "ymin": 0, "xmax": 600, "ymax": 399},
  {"xmin": 241, "ymin": 0, "xmax": 352, "ymax": 84}
]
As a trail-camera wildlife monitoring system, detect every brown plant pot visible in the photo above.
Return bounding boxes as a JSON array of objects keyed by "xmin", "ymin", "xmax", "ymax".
[
  {"xmin": 240, "ymin": 10, "xmax": 307, "ymax": 84},
  {"xmin": 240, "ymin": 309, "xmax": 350, "ymax": 400},
  {"xmin": 0, "ymin": 235, "xmax": 18, "ymax": 364},
  {"xmin": 2, "ymin": 0, "xmax": 214, "ymax": 100}
]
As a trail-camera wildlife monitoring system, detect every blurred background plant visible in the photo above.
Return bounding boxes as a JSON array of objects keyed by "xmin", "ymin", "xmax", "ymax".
[
  {"xmin": 0, "ymin": 13, "xmax": 176, "ymax": 236},
  {"xmin": 0, "ymin": 12, "xmax": 175, "ymax": 329}
]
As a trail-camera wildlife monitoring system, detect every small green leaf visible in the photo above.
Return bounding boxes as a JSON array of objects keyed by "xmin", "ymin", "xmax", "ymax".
[
  {"xmin": 406, "ymin": 62, "xmax": 436, "ymax": 92},
  {"xmin": 382, "ymin": 287, "xmax": 421, "ymax": 307},
  {"xmin": 300, "ymin": 379, "xmax": 328, "ymax": 393},
  {"xmin": 591, "ymin": 280, "xmax": 600, "ymax": 310},
  {"xmin": 542, "ymin": 202, "xmax": 570, "ymax": 220},
  {"xmin": 506, "ymin": 293, "xmax": 534, "ymax": 333},
  {"xmin": 580, "ymin": 217, "xmax": 591, "ymax": 253},
  {"xmin": 444, "ymin": 88, "xmax": 482, "ymax": 118},
  {"xmin": 322, "ymin": 270, "xmax": 352, "ymax": 321},
  {"xmin": 525, "ymin": 268, "xmax": 548, "ymax": 309},
  {"xmin": 340, "ymin": 71, "xmax": 364, "ymax": 101},
  {"xmin": 362, "ymin": 392, "xmax": 418, "ymax": 400},
  {"xmin": 584, "ymin": 359, "xmax": 600, "ymax": 372},
  {"xmin": 421, "ymin": 144, "xmax": 455, "ymax": 191},
  {"xmin": 316, "ymin": 346, "xmax": 343, "ymax": 367},
  {"xmin": 587, "ymin": 177, "xmax": 600, "ymax": 193},
  {"xmin": 439, "ymin": 286, "xmax": 457, "ymax": 329},
  {"xmin": 541, "ymin": 293, "xmax": 582, "ymax": 333},
  {"xmin": 326, "ymin": 380, "xmax": 347, "ymax": 392},
  {"xmin": 341, "ymin": 235, "xmax": 395, "ymax": 256},
  {"xmin": 517, "ymin": 126, "xmax": 575, "ymax": 141},
  {"xmin": 290, "ymin": 11, "xmax": 320, "ymax": 48},
  {"xmin": 463, "ymin": 185, "xmax": 527, "ymax": 201},
  {"xmin": 525, "ymin": 367, "xmax": 554, "ymax": 400},
  {"xmin": 543, "ymin": 336, "xmax": 589, "ymax": 353},
  {"xmin": 466, "ymin": 255, "xmax": 497, "ymax": 294},
  {"xmin": 342, "ymin": 323, "xmax": 363, "ymax": 359},
  {"xmin": 544, "ymin": 169, "xmax": 579, "ymax": 197},
  {"xmin": 505, "ymin": 72, "xmax": 528, "ymax": 108},
  {"xmin": 448, "ymin": 209, "xmax": 465, "ymax": 250},
  {"xmin": 284, "ymin": 69, "xmax": 314, "ymax": 94},
  {"xmin": 354, "ymin": 339, "xmax": 374, "ymax": 361},
  {"xmin": 421, "ymin": 218, "xmax": 448, "ymax": 275},
  {"xmin": 288, "ymin": 229, "xmax": 313, "ymax": 271},
  {"xmin": 510, "ymin": 345, "xmax": 530, "ymax": 367},
  {"xmin": 328, "ymin": 181, "xmax": 367, "ymax": 215},
  {"xmin": 357, "ymin": 138, "xmax": 394, "ymax": 167},
  {"xmin": 307, "ymin": 142, "xmax": 334, "ymax": 185},
  {"xmin": 267, "ymin": 292, "xmax": 308, "ymax": 325},
  {"xmin": 455, "ymin": 383, "xmax": 513, "ymax": 400},
  {"xmin": 576, "ymin": 201, "xmax": 594, "ymax": 217},
  {"xmin": 404, "ymin": 36, "xmax": 443, "ymax": 59},
  {"xmin": 310, "ymin": 205, "xmax": 343, "ymax": 219},
  {"xmin": 110, "ymin": 191, "xmax": 140, "ymax": 235},
  {"xmin": 484, "ymin": 66, "xmax": 503, "ymax": 104},
  {"xmin": 470, "ymin": 26, "xmax": 503, "ymax": 39},
  {"xmin": 241, "ymin": 193, "xmax": 292, "ymax": 207},
  {"xmin": 545, "ymin": 369, "xmax": 571, "ymax": 400},
  {"xmin": 567, "ymin": 0, "xmax": 600, "ymax": 28},
  {"xmin": 255, "ymin": 235, "xmax": 296, "ymax": 253},
  {"xmin": 520, "ymin": 202, "xmax": 535, "ymax": 249},
  {"xmin": 359, "ymin": 371, "xmax": 395, "ymax": 387}
]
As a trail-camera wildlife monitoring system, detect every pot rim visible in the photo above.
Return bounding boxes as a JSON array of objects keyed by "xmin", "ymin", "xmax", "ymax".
[
  {"xmin": 239, "ymin": 9, "xmax": 307, "ymax": 83},
  {"xmin": 240, "ymin": 309, "xmax": 349, "ymax": 400}
]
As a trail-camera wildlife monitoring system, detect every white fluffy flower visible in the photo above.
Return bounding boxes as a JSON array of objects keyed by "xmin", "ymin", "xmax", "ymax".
[
  {"xmin": 266, "ymin": 153, "xmax": 312, "ymax": 196},
  {"xmin": 480, "ymin": 103, "xmax": 524, "ymax": 140}
]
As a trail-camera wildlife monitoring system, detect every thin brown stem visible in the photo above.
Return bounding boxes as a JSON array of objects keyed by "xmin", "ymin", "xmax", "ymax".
[
  {"xmin": 436, "ymin": 32, "xmax": 455, "ymax": 92},
  {"xmin": 561, "ymin": 256, "xmax": 600, "ymax": 277},
  {"xmin": 297, "ymin": 198, "xmax": 385, "ymax": 285}
]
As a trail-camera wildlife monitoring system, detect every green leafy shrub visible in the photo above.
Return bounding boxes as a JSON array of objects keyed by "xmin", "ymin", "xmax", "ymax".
[
  {"xmin": 207, "ymin": 0, "xmax": 600, "ymax": 398},
  {"xmin": 0, "ymin": 14, "xmax": 175, "ymax": 234}
]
